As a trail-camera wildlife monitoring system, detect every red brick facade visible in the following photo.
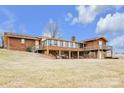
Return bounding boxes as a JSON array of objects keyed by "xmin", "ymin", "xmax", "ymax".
[
  {"xmin": 4, "ymin": 32, "xmax": 40, "ymax": 51},
  {"xmin": 8, "ymin": 37, "xmax": 37, "ymax": 51}
]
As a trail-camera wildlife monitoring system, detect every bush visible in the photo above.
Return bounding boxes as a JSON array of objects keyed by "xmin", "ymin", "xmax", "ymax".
[{"xmin": 26, "ymin": 46, "xmax": 32, "ymax": 52}]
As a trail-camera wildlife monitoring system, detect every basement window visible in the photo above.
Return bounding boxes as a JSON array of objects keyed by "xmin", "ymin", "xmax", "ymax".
[{"xmin": 21, "ymin": 39, "xmax": 25, "ymax": 44}]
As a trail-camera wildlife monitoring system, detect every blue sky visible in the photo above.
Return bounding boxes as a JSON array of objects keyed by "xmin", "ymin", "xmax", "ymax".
[{"xmin": 0, "ymin": 5, "xmax": 124, "ymax": 53}]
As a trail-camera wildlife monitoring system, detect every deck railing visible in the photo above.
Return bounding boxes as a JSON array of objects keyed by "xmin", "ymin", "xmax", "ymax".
[
  {"xmin": 83, "ymin": 45, "xmax": 112, "ymax": 50},
  {"xmin": 32, "ymin": 45, "xmax": 112, "ymax": 52},
  {"xmin": 31, "ymin": 45, "xmax": 44, "ymax": 52}
]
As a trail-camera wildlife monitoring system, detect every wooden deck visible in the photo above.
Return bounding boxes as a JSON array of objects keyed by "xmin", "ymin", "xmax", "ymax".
[{"xmin": 33, "ymin": 45, "xmax": 112, "ymax": 52}]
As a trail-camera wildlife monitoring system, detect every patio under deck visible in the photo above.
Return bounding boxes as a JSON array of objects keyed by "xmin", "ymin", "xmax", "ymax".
[{"xmin": 35, "ymin": 45, "xmax": 112, "ymax": 59}]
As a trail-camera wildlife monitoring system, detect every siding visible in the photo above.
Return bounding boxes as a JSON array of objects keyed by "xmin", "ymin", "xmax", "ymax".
[{"xmin": 6, "ymin": 37, "xmax": 37, "ymax": 51}]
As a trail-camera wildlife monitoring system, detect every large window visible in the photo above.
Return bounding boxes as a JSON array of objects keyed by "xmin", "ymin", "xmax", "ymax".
[
  {"xmin": 76, "ymin": 43, "xmax": 80, "ymax": 48},
  {"xmin": 73, "ymin": 43, "xmax": 75, "ymax": 48},
  {"xmin": 48, "ymin": 40, "xmax": 52, "ymax": 46},
  {"xmin": 63, "ymin": 41, "xmax": 65, "ymax": 47},
  {"xmin": 60, "ymin": 41, "xmax": 63, "ymax": 47},
  {"xmin": 58, "ymin": 41, "xmax": 60, "ymax": 46},
  {"xmin": 44, "ymin": 39, "xmax": 80, "ymax": 48},
  {"xmin": 71, "ymin": 43, "xmax": 73, "ymax": 48},
  {"xmin": 65, "ymin": 42, "xmax": 68, "ymax": 47},
  {"xmin": 54, "ymin": 40, "xmax": 57, "ymax": 46}
]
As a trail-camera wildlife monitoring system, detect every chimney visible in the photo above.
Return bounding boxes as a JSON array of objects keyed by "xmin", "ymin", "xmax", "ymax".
[{"xmin": 71, "ymin": 36, "xmax": 76, "ymax": 42}]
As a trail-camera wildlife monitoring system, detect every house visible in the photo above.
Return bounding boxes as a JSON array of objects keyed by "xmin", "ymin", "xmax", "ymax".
[
  {"xmin": 3, "ymin": 32, "xmax": 40, "ymax": 51},
  {"xmin": 3, "ymin": 32, "xmax": 113, "ymax": 59}
]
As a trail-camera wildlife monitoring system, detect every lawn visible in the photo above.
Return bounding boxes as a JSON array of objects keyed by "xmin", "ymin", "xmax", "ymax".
[{"xmin": 0, "ymin": 49, "xmax": 124, "ymax": 88}]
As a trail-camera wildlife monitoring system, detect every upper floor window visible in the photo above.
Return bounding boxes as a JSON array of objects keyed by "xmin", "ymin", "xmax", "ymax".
[
  {"xmin": 99, "ymin": 40, "xmax": 102, "ymax": 46},
  {"xmin": 57, "ymin": 41, "xmax": 60, "ymax": 46},
  {"xmin": 76, "ymin": 43, "xmax": 79, "ymax": 48},
  {"xmin": 60, "ymin": 41, "xmax": 63, "ymax": 47},
  {"xmin": 71, "ymin": 43, "xmax": 73, "ymax": 48},
  {"xmin": 21, "ymin": 39, "xmax": 25, "ymax": 44},
  {"xmin": 54, "ymin": 40, "xmax": 58, "ymax": 46},
  {"xmin": 73, "ymin": 43, "xmax": 76, "ymax": 48},
  {"xmin": 48, "ymin": 40, "xmax": 52, "ymax": 46},
  {"xmin": 65, "ymin": 42, "xmax": 68, "ymax": 47},
  {"xmin": 63, "ymin": 41, "xmax": 66, "ymax": 47}
]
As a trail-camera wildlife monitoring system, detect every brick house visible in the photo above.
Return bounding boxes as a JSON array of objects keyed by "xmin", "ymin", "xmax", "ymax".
[
  {"xmin": 3, "ymin": 32, "xmax": 113, "ymax": 59},
  {"xmin": 4, "ymin": 32, "xmax": 40, "ymax": 51}
]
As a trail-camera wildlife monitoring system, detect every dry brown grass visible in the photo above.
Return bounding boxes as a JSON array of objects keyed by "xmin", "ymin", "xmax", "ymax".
[{"xmin": 0, "ymin": 49, "xmax": 124, "ymax": 88}]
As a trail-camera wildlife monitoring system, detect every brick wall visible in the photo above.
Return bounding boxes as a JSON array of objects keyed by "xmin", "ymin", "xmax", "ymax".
[{"xmin": 6, "ymin": 37, "xmax": 37, "ymax": 51}]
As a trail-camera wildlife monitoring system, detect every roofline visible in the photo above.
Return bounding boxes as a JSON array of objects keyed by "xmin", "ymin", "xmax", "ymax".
[
  {"xmin": 4, "ymin": 32, "xmax": 40, "ymax": 40},
  {"xmin": 81, "ymin": 37, "xmax": 108, "ymax": 43},
  {"xmin": 4, "ymin": 32, "xmax": 80, "ymax": 43},
  {"xmin": 4, "ymin": 32, "xmax": 108, "ymax": 43},
  {"xmin": 40, "ymin": 36, "xmax": 81, "ymax": 43}
]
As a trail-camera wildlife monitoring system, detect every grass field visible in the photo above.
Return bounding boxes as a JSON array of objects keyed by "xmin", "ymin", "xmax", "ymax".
[{"xmin": 0, "ymin": 49, "xmax": 124, "ymax": 88}]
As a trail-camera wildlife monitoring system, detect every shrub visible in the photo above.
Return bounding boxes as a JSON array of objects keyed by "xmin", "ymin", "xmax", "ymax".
[{"xmin": 26, "ymin": 46, "xmax": 32, "ymax": 52}]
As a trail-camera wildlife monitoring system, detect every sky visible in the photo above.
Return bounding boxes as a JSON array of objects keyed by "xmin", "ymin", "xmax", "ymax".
[{"xmin": 0, "ymin": 5, "xmax": 124, "ymax": 53}]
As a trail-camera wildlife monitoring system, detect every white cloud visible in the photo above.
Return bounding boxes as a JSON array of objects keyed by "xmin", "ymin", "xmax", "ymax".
[
  {"xmin": 65, "ymin": 12, "xmax": 73, "ymax": 22},
  {"xmin": 74, "ymin": 5, "xmax": 98, "ymax": 24},
  {"xmin": 96, "ymin": 12, "xmax": 124, "ymax": 34},
  {"xmin": 71, "ymin": 17, "xmax": 78, "ymax": 25},
  {"xmin": 109, "ymin": 35, "xmax": 124, "ymax": 53},
  {"xmin": 66, "ymin": 5, "xmax": 122, "ymax": 25}
]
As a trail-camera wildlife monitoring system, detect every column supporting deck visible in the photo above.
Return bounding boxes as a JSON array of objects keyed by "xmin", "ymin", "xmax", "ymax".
[
  {"xmin": 77, "ymin": 51, "xmax": 79, "ymax": 59},
  {"xmin": 69, "ymin": 51, "xmax": 71, "ymax": 59}
]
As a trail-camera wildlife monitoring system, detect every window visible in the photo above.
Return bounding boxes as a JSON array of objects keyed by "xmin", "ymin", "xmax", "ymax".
[
  {"xmin": 63, "ymin": 41, "xmax": 65, "ymax": 47},
  {"xmin": 60, "ymin": 41, "xmax": 63, "ymax": 47},
  {"xmin": 51, "ymin": 40, "xmax": 54, "ymax": 46},
  {"xmin": 68, "ymin": 42, "xmax": 71, "ymax": 48},
  {"xmin": 58, "ymin": 41, "xmax": 60, "ymax": 46},
  {"xmin": 35, "ymin": 41, "xmax": 39, "ymax": 46},
  {"xmin": 70, "ymin": 43, "xmax": 73, "ymax": 48},
  {"xmin": 54, "ymin": 40, "xmax": 57, "ymax": 46},
  {"xmin": 99, "ymin": 40, "xmax": 102, "ymax": 46},
  {"xmin": 48, "ymin": 40, "xmax": 52, "ymax": 46},
  {"xmin": 44, "ymin": 40, "xmax": 47, "ymax": 46},
  {"xmin": 73, "ymin": 43, "xmax": 75, "ymax": 48},
  {"xmin": 76, "ymin": 43, "xmax": 80, "ymax": 48},
  {"xmin": 21, "ymin": 39, "xmax": 25, "ymax": 44},
  {"xmin": 99, "ymin": 40, "xmax": 102, "ymax": 49},
  {"xmin": 65, "ymin": 42, "xmax": 68, "ymax": 47}
]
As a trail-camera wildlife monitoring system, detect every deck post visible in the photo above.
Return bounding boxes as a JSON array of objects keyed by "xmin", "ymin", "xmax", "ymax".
[
  {"xmin": 77, "ymin": 51, "xmax": 79, "ymax": 59},
  {"xmin": 111, "ymin": 48, "xmax": 113, "ymax": 58},
  {"xmin": 97, "ymin": 50, "xmax": 102, "ymax": 59},
  {"xmin": 69, "ymin": 51, "xmax": 71, "ymax": 59},
  {"xmin": 59, "ymin": 50, "xmax": 61, "ymax": 57},
  {"xmin": 7, "ymin": 37, "xmax": 10, "ymax": 49},
  {"xmin": 45, "ymin": 49, "xmax": 49, "ymax": 55}
]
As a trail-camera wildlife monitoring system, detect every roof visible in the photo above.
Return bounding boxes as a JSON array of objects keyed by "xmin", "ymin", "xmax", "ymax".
[
  {"xmin": 4, "ymin": 32, "xmax": 108, "ymax": 43},
  {"xmin": 4, "ymin": 32, "xmax": 39, "ymax": 40},
  {"xmin": 4, "ymin": 32, "xmax": 80, "ymax": 43},
  {"xmin": 81, "ymin": 37, "xmax": 108, "ymax": 43}
]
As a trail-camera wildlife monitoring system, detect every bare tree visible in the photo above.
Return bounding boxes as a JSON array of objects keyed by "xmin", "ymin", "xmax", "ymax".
[
  {"xmin": 43, "ymin": 19, "xmax": 62, "ymax": 39},
  {"xmin": 0, "ymin": 32, "xmax": 4, "ymax": 48}
]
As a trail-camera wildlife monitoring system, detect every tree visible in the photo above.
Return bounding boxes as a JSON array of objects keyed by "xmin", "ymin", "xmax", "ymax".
[
  {"xmin": 43, "ymin": 19, "xmax": 62, "ymax": 39},
  {"xmin": 0, "ymin": 32, "xmax": 4, "ymax": 48}
]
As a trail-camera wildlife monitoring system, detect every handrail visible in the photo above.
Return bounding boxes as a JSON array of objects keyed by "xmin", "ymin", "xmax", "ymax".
[
  {"xmin": 32, "ymin": 45, "xmax": 112, "ymax": 52},
  {"xmin": 83, "ymin": 45, "xmax": 112, "ymax": 50}
]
